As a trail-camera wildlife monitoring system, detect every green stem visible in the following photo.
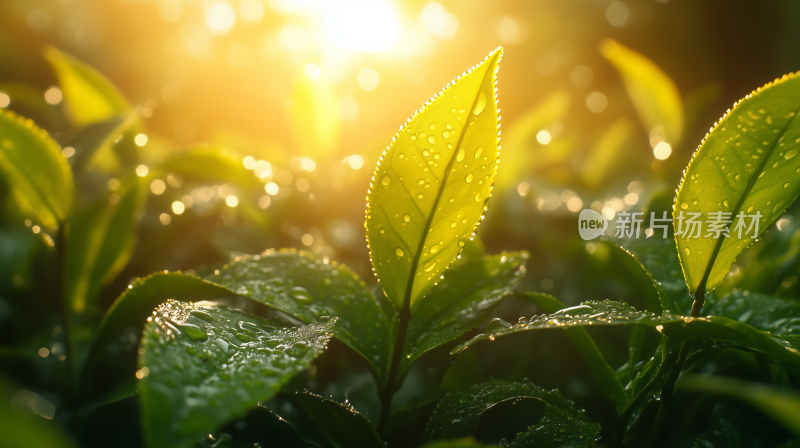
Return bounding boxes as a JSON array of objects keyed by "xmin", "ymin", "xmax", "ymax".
[
  {"xmin": 56, "ymin": 222, "xmax": 75, "ymax": 394},
  {"xmin": 609, "ymin": 348, "xmax": 679, "ymax": 448},
  {"xmin": 377, "ymin": 304, "xmax": 411, "ymax": 438},
  {"xmin": 644, "ymin": 285, "xmax": 706, "ymax": 448}
]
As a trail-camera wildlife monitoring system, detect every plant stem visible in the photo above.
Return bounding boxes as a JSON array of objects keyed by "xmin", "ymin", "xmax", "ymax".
[
  {"xmin": 56, "ymin": 223, "xmax": 75, "ymax": 394},
  {"xmin": 377, "ymin": 305, "xmax": 411, "ymax": 439},
  {"xmin": 645, "ymin": 286, "xmax": 706, "ymax": 448}
]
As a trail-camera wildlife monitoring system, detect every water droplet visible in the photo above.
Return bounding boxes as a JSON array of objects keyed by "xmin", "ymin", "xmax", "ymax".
[
  {"xmin": 723, "ymin": 200, "xmax": 729, "ymax": 207},
  {"xmin": 410, "ymin": 135, "xmax": 416, "ymax": 140},
  {"xmin": 404, "ymin": 214, "xmax": 411, "ymax": 222},
  {"xmin": 680, "ymin": 202, "xmax": 688, "ymax": 209},
  {"xmin": 396, "ymin": 248, "xmax": 404, "ymax": 257},
  {"xmin": 427, "ymin": 135, "xmax": 436, "ymax": 144},
  {"xmin": 466, "ymin": 173, "xmax": 474, "ymax": 183},
  {"xmin": 459, "ymin": 240, "xmax": 465, "ymax": 247},
  {"xmin": 381, "ymin": 175, "xmax": 390, "ymax": 187},
  {"xmin": 486, "ymin": 318, "xmax": 512, "ymax": 334},
  {"xmin": 423, "ymin": 261, "xmax": 436, "ymax": 272},
  {"xmin": 450, "ymin": 221, "xmax": 457, "ymax": 228},
  {"xmin": 430, "ymin": 244, "xmax": 441, "ymax": 254},
  {"xmin": 235, "ymin": 333, "xmax": 252, "ymax": 342},
  {"xmin": 683, "ymin": 248, "xmax": 691, "ymax": 256},
  {"xmin": 291, "ymin": 287, "xmax": 310, "ymax": 301},
  {"xmin": 456, "ymin": 148, "xmax": 465, "ymax": 162},
  {"xmin": 191, "ymin": 310, "xmax": 214, "ymax": 322},
  {"xmin": 747, "ymin": 205, "xmax": 754, "ymax": 212},
  {"xmin": 399, "ymin": 153, "xmax": 405, "ymax": 159},
  {"xmin": 178, "ymin": 323, "xmax": 208, "ymax": 341},
  {"xmin": 443, "ymin": 131, "xmax": 450, "ymax": 138},
  {"xmin": 461, "ymin": 218, "xmax": 468, "ymax": 224},
  {"xmin": 473, "ymin": 91, "xmax": 488, "ymax": 115},
  {"xmin": 474, "ymin": 146, "xmax": 484, "ymax": 159},
  {"xmin": 474, "ymin": 192, "xmax": 482, "ymax": 202},
  {"xmin": 417, "ymin": 193, "xmax": 424, "ymax": 199},
  {"xmin": 423, "ymin": 149, "xmax": 430, "ymax": 157},
  {"xmin": 418, "ymin": 179, "xmax": 425, "ymax": 185},
  {"xmin": 785, "ymin": 182, "xmax": 791, "ymax": 188}
]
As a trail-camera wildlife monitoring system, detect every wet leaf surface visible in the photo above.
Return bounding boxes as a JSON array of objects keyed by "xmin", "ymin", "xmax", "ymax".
[
  {"xmin": 138, "ymin": 300, "xmax": 334, "ymax": 448},
  {"xmin": 287, "ymin": 390, "xmax": 382, "ymax": 448}
]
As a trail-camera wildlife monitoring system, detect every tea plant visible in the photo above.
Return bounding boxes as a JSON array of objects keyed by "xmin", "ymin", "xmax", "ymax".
[{"xmin": 2, "ymin": 43, "xmax": 800, "ymax": 448}]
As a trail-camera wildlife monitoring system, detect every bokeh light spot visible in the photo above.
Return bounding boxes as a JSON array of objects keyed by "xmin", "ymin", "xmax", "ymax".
[
  {"xmin": 323, "ymin": 0, "xmax": 399, "ymax": 52},
  {"xmin": 206, "ymin": 2, "xmax": 236, "ymax": 35},
  {"xmin": 134, "ymin": 133, "xmax": 148, "ymax": 146},
  {"xmin": 348, "ymin": 155, "xmax": 364, "ymax": 169},
  {"xmin": 536, "ymin": 130, "xmax": 552, "ymax": 145},
  {"xmin": 44, "ymin": 87, "xmax": 62, "ymax": 105},
  {"xmin": 586, "ymin": 92, "xmax": 608, "ymax": 113},
  {"xmin": 357, "ymin": 68, "xmax": 380, "ymax": 91},
  {"xmin": 653, "ymin": 142, "xmax": 672, "ymax": 160},
  {"xmin": 0, "ymin": 93, "xmax": 9, "ymax": 108},
  {"xmin": 420, "ymin": 2, "xmax": 458, "ymax": 39}
]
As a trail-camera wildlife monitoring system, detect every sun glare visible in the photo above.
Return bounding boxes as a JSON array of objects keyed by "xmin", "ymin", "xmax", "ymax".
[
  {"xmin": 322, "ymin": 0, "xmax": 399, "ymax": 52},
  {"xmin": 206, "ymin": 2, "xmax": 236, "ymax": 35}
]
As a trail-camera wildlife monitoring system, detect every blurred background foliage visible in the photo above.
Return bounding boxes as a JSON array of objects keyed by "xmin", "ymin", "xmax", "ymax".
[{"xmin": 2, "ymin": 1, "xmax": 800, "ymax": 446}]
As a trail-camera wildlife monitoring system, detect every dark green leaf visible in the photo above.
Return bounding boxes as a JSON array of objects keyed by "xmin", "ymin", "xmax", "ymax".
[
  {"xmin": 204, "ymin": 249, "xmax": 392, "ymax": 382},
  {"xmin": 44, "ymin": 46, "xmax": 130, "ymax": 126},
  {"xmin": 674, "ymin": 72, "xmax": 800, "ymax": 295},
  {"xmin": 453, "ymin": 300, "xmax": 800, "ymax": 377},
  {"xmin": 399, "ymin": 252, "xmax": 527, "ymax": 377},
  {"xmin": 0, "ymin": 109, "xmax": 73, "ymax": 231},
  {"xmin": 139, "ymin": 300, "xmax": 334, "ymax": 448},
  {"xmin": 287, "ymin": 390, "xmax": 382, "ymax": 448},
  {"xmin": 704, "ymin": 291, "xmax": 800, "ymax": 334},
  {"xmin": 680, "ymin": 375, "xmax": 800, "ymax": 438},
  {"xmin": 79, "ymin": 272, "xmax": 238, "ymax": 396},
  {"xmin": 613, "ymin": 236, "xmax": 691, "ymax": 315},
  {"xmin": 426, "ymin": 379, "xmax": 599, "ymax": 448},
  {"xmin": 66, "ymin": 176, "xmax": 147, "ymax": 313},
  {"xmin": 520, "ymin": 292, "xmax": 629, "ymax": 415},
  {"xmin": 473, "ymin": 397, "xmax": 546, "ymax": 444},
  {"xmin": 200, "ymin": 405, "xmax": 306, "ymax": 448},
  {"xmin": 366, "ymin": 47, "xmax": 503, "ymax": 311}
]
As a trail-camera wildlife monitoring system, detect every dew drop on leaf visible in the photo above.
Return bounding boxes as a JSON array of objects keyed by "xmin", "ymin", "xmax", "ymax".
[
  {"xmin": 456, "ymin": 148, "xmax": 465, "ymax": 162},
  {"xmin": 486, "ymin": 317, "xmax": 512, "ymax": 334},
  {"xmin": 178, "ymin": 323, "xmax": 208, "ymax": 341},
  {"xmin": 381, "ymin": 175, "xmax": 391, "ymax": 186},
  {"xmin": 473, "ymin": 91, "xmax": 488, "ymax": 115},
  {"xmin": 466, "ymin": 173, "xmax": 474, "ymax": 183},
  {"xmin": 404, "ymin": 214, "xmax": 411, "ymax": 222},
  {"xmin": 396, "ymin": 248, "xmax": 404, "ymax": 257},
  {"xmin": 423, "ymin": 261, "xmax": 436, "ymax": 272}
]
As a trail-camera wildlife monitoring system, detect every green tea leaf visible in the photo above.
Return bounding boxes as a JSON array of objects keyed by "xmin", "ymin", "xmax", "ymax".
[
  {"xmin": 495, "ymin": 90, "xmax": 571, "ymax": 193},
  {"xmin": 680, "ymin": 375, "xmax": 800, "ymax": 438},
  {"xmin": 399, "ymin": 252, "xmax": 527, "ymax": 377},
  {"xmin": 614, "ymin": 237, "xmax": 692, "ymax": 315},
  {"xmin": 66, "ymin": 176, "xmax": 147, "ymax": 313},
  {"xmin": 581, "ymin": 118, "xmax": 633, "ymax": 188},
  {"xmin": 453, "ymin": 300, "xmax": 800, "ymax": 377},
  {"xmin": 366, "ymin": 47, "xmax": 503, "ymax": 311},
  {"xmin": 287, "ymin": 391, "xmax": 382, "ymax": 448},
  {"xmin": 200, "ymin": 405, "xmax": 306, "ymax": 448},
  {"xmin": 675, "ymin": 73, "xmax": 800, "ymax": 295},
  {"xmin": 153, "ymin": 146, "xmax": 264, "ymax": 191},
  {"xmin": 44, "ymin": 46, "xmax": 130, "ymax": 126},
  {"xmin": 0, "ymin": 109, "xmax": 73, "ymax": 231},
  {"xmin": 601, "ymin": 39, "xmax": 684, "ymax": 144},
  {"xmin": 139, "ymin": 300, "xmax": 334, "ymax": 448},
  {"xmin": 204, "ymin": 250, "xmax": 392, "ymax": 382},
  {"xmin": 704, "ymin": 291, "xmax": 800, "ymax": 334},
  {"xmin": 0, "ymin": 378, "xmax": 76, "ymax": 448},
  {"xmin": 80, "ymin": 273, "xmax": 238, "ymax": 397},
  {"xmin": 520, "ymin": 292, "xmax": 629, "ymax": 415},
  {"xmin": 426, "ymin": 379, "xmax": 599, "ymax": 447},
  {"xmin": 66, "ymin": 112, "xmax": 138, "ymax": 174}
]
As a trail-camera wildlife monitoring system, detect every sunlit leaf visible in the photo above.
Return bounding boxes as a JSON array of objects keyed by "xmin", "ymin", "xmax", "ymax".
[
  {"xmin": 153, "ymin": 146, "xmax": 264, "ymax": 191},
  {"xmin": 66, "ymin": 176, "xmax": 147, "ymax": 313},
  {"xmin": 204, "ymin": 249, "xmax": 392, "ymax": 382},
  {"xmin": 674, "ymin": 73, "xmax": 800, "ymax": 296},
  {"xmin": 287, "ymin": 391, "xmax": 382, "ymax": 448},
  {"xmin": 79, "ymin": 273, "xmax": 238, "ymax": 398},
  {"xmin": 426, "ymin": 379, "xmax": 599, "ymax": 447},
  {"xmin": 290, "ymin": 71, "xmax": 340, "ymax": 158},
  {"xmin": 680, "ymin": 375, "xmax": 800, "ymax": 438},
  {"xmin": 139, "ymin": 300, "xmax": 334, "ymax": 448},
  {"xmin": 453, "ymin": 300, "xmax": 800, "ymax": 377},
  {"xmin": 44, "ymin": 46, "xmax": 130, "ymax": 126},
  {"xmin": 0, "ymin": 378, "xmax": 76, "ymax": 448},
  {"xmin": 600, "ymin": 39, "xmax": 684, "ymax": 144},
  {"xmin": 495, "ymin": 90, "xmax": 571, "ymax": 193},
  {"xmin": 581, "ymin": 118, "xmax": 633, "ymax": 188},
  {"xmin": 520, "ymin": 292, "xmax": 629, "ymax": 415},
  {"xmin": 0, "ymin": 109, "xmax": 73, "ymax": 231},
  {"xmin": 366, "ymin": 47, "xmax": 503, "ymax": 311},
  {"xmin": 399, "ymin": 251, "xmax": 527, "ymax": 378}
]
